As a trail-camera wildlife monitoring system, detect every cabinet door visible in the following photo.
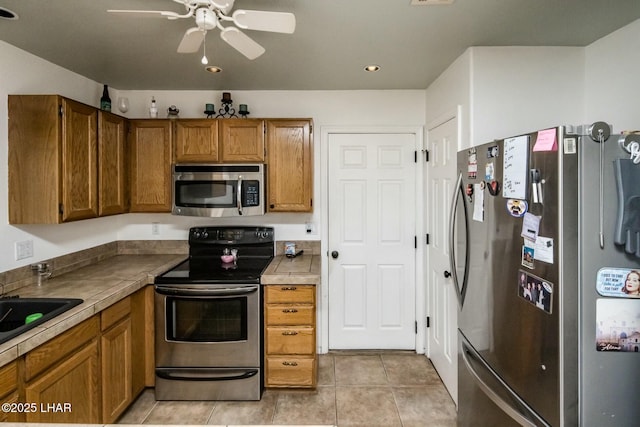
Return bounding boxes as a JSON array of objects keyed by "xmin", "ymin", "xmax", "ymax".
[
  {"xmin": 101, "ymin": 317, "xmax": 132, "ymax": 423},
  {"xmin": 220, "ymin": 119, "xmax": 265, "ymax": 162},
  {"xmin": 61, "ymin": 98, "xmax": 99, "ymax": 221},
  {"xmin": 129, "ymin": 120, "xmax": 173, "ymax": 212},
  {"xmin": 98, "ymin": 111, "xmax": 128, "ymax": 216},
  {"xmin": 175, "ymin": 119, "xmax": 219, "ymax": 162},
  {"xmin": 25, "ymin": 340, "xmax": 100, "ymax": 423},
  {"xmin": 8, "ymin": 95, "xmax": 61, "ymax": 224},
  {"xmin": 266, "ymin": 120, "xmax": 313, "ymax": 212}
]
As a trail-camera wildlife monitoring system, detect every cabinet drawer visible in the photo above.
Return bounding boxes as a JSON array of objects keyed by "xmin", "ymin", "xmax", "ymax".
[
  {"xmin": 265, "ymin": 285, "xmax": 315, "ymax": 304},
  {"xmin": 266, "ymin": 304, "xmax": 314, "ymax": 325},
  {"xmin": 0, "ymin": 361, "xmax": 18, "ymax": 398},
  {"xmin": 25, "ymin": 316, "xmax": 100, "ymax": 381},
  {"xmin": 101, "ymin": 296, "xmax": 131, "ymax": 331},
  {"xmin": 266, "ymin": 356, "xmax": 315, "ymax": 388},
  {"xmin": 266, "ymin": 327, "xmax": 314, "ymax": 355}
]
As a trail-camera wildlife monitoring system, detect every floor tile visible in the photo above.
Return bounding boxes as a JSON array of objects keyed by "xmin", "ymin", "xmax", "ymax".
[
  {"xmin": 206, "ymin": 389, "xmax": 278, "ymax": 425},
  {"xmin": 392, "ymin": 386, "xmax": 457, "ymax": 427},
  {"xmin": 382, "ymin": 353, "xmax": 443, "ymax": 386},
  {"xmin": 143, "ymin": 400, "xmax": 215, "ymax": 424},
  {"xmin": 272, "ymin": 387, "xmax": 337, "ymax": 425},
  {"xmin": 118, "ymin": 389, "xmax": 157, "ymax": 424},
  {"xmin": 334, "ymin": 355, "xmax": 387, "ymax": 385},
  {"xmin": 317, "ymin": 353, "xmax": 335, "ymax": 386},
  {"xmin": 335, "ymin": 386, "xmax": 402, "ymax": 426}
]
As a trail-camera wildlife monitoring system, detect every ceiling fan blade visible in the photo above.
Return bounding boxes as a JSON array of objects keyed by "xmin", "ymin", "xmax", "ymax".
[
  {"xmin": 220, "ymin": 27, "xmax": 265, "ymax": 60},
  {"xmin": 177, "ymin": 27, "xmax": 205, "ymax": 53},
  {"xmin": 107, "ymin": 9, "xmax": 181, "ymax": 19},
  {"xmin": 231, "ymin": 10, "xmax": 296, "ymax": 33}
]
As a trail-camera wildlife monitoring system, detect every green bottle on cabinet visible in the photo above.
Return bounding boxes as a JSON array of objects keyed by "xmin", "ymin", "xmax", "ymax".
[{"xmin": 100, "ymin": 84, "xmax": 111, "ymax": 112}]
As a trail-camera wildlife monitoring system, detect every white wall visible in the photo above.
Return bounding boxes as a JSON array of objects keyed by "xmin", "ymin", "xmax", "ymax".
[
  {"xmin": 425, "ymin": 46, "xmax": 585, "ymax": 150},
  {"xmin": 0, "ymin": 41, "xmax": 426, "ymax": 272},
  {"xmin": 585, "ymin": 19, "xmax": 640, "ymax": 132}
]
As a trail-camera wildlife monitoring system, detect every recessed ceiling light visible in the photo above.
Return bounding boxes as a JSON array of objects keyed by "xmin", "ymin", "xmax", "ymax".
[
  {"xmin": 364, "ymin": 65, "xmax": 380, "ymax": 72},
  {"xmin": 0, "ymin": 7, "xmax": 18, "ymax": 20},
  {"xmin": 205, "ymin": 66, "xmax": 222, "ymax": 73}
]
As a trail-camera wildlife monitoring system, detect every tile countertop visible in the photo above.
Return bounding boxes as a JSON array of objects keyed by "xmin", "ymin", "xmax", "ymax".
[
  {"xmin": 261, "ymin": 254, "xmax": 321, "ymax": 285},
  {"xmin": 0, "ymin": 254, "xmax": 185, "ymax": 368}
]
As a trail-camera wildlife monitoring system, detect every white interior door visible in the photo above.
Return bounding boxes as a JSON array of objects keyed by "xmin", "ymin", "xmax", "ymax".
[
  {"xmin": 328, "ymin": 132, "xmax": 416, "ymax": 349},
  {"xmin": 426, "ymin": 116, "xmax": 458, "ymax": 403}
]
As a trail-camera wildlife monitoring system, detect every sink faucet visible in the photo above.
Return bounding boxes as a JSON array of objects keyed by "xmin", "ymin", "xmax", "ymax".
[{"xmin": 31, "ymin": 262, "xmax": 52, "ymax": 285}]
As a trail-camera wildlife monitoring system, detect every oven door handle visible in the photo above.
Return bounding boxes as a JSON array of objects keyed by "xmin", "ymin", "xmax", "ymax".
[
  {"xmin": 156, "ymin": 368, "xmax": 259, "ymax": 382},
  {"xmin": 155, "ymin": 285, "xmax": 259, "ymax": 297}
]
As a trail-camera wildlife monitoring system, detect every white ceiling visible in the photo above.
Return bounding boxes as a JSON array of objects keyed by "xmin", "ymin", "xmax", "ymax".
[{"xmin": 1, "ymin": 0, "xmax": 639, "ymax": 91}]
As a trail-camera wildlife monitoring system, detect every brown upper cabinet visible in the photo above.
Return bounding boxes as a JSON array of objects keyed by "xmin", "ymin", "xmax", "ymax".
[
  {"xmin": 98, "ymin": 111, "xmax": 128, "ymax": 216},
  {"xmin": 9, "ymin": 95, "xmax": 99, "ymax": 223},
  {"xmin": 174, "ymin": 118, "xmax": 265, "ymax": 163},
  {"xmin": 128, "ymin": 119, "xmax": 173, "ymax": 212},
  {"xmin": 266, "ymin": 119, "xmax": 313, "ymax": 212},
  {"xmin": 219, "ymin": 119, "xmax": 265, "ymax": 162},
  {"xmin": 174, "ymin": 119, "xmax": 219, "ymax": 162}
]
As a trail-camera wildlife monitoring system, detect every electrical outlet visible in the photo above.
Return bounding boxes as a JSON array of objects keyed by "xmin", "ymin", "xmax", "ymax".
[
  {"xmin": 151, "ymin": 222, "xmax": 160, "ymax": 235},
  {"xmin": 15, "ymin": 240, "xmax": 34, "ymax": 260},
  {"xmin": 305, "ymin": 221, "xmax": 316, "ymax": 234}
]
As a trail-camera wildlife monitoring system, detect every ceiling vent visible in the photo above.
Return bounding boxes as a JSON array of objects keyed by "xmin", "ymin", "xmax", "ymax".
[{"xmin": 410, "ymin": 0, "xmax": 455, "ymax": 5}]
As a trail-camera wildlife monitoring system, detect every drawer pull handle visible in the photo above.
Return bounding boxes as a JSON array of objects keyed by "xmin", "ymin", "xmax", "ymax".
[
  {"xmin": 281, "ymin": 286, "xmax": 297, "ymax": 291},
  {"xmin": 282, "ymin": 361, "xmax": 298, "ymax": 366},
  {"xmin": 282, "ymin": 331, "xmax": 298, "ymax": 336},
  {"xmin": 282, "ymin": 308, "xmax": 299, "ymax": 313}
]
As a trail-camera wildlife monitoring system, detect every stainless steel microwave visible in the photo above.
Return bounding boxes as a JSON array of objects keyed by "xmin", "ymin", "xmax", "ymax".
[{"xmin": 172, "ymin": 164, "xmax": 265, "ymax": 217}]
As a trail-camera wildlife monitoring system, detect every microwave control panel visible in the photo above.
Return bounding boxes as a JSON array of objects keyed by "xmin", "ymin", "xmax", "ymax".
[{"xmin": 242, "ymin": 180, "xmax": 260, "ymax": 207}]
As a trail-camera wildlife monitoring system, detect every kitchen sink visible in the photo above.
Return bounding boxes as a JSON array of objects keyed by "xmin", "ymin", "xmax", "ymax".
[{"xmin": 0, "ymin": 297, "xmax": 83, "ymax": 345}]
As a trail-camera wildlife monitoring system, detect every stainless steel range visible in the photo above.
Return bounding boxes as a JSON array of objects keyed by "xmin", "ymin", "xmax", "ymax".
[{"xmin": 154, "ymin": 226, "xmax": 274, "ymax": 401}]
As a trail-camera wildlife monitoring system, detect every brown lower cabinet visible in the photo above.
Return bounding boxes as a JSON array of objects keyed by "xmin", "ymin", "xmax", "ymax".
[
  {"xmin": 264, "ymin": 285, "xmax": 317, "ymax": 388},
  {"xmin": 5, "ymin": 286, "xmax": 153, "ymax": 424}
]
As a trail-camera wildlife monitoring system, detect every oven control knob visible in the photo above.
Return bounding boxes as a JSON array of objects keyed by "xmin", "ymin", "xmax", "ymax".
[{"xmin": 202, "ymin": 231, "xmax": 208, "ymax": 238}]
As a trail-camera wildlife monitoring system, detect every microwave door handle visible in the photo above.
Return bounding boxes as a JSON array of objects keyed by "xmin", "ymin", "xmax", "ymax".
[{"xmin": 237, "ymin": 176, "xmax": 243, "ymax": 215}]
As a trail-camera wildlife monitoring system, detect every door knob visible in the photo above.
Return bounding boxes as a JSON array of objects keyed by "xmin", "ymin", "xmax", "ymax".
[
  {"xmin": 331, "ymin": 251, "xmax": 339, "ymax": 259},
  {"xmin": 444, "ymin": 270, "xmax": 451, "ymax": 278}
]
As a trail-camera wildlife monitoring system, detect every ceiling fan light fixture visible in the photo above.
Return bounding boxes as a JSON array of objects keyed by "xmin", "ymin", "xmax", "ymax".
[
  {"xmin": 205, "ymin": 66, "xmax": 222, "ymax": 73},
  {"xmin": 364, "ymin": 64, "xmax": 381, "ymax": 72}
]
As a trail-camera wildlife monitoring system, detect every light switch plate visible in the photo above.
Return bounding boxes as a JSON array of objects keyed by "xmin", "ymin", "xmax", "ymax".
[{"xmin": 15, "ymin": 240, "xmax": 34, "ymax": 260}]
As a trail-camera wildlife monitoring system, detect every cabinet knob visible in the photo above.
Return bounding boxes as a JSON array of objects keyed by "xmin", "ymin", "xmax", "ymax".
[{"xmin": 444, "ymin": 270, "xmax": 451, "ymax": 278}]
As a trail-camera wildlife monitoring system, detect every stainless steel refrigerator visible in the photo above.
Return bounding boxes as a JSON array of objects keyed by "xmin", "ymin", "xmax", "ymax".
[{"xmin": 451, "ymin": 123, "xmax": 640, "ymax": 426}]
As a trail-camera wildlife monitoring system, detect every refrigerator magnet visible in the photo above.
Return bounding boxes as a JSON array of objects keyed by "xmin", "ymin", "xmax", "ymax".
[
  {"xmin": 506, "ymin": 199, "xmax": 528, "ymax": 217},
  {"xmin": 521, "ymin": 245, "xmax": 535, "ymax": 269},
  {"xmin": 517, "ymin": 270, "xmax": 553, "ymax": 314},
  {"xmin": 467, "ymin": 150, "xmax": 477, "ymax": 179},
  {"xmin": 487, "ymin": 145, "xmax": 499, "ymax": 158},
  {"xmin": 596, "ymin": 299, "xmax": 640, "ymax": 352},
  {"xmin": 596, "ymin": 267, "xmax": 640, "ymax": 298},
  {"xmin": 487, "ymin": 180, "xmax": 501, "ymax": 196},
  {"xmin": 485, "ymin": 162, "xmax": 495, "ymax": 180}
]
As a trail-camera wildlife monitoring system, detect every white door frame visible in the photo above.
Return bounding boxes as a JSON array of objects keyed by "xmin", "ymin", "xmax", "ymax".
[
  {"xmin": 319, "ymin": 126, "xmax": 425, "ymax": 354},
  {"xmin": 424, "ymin": 107, "xmax": 461, "ymax": 359}
]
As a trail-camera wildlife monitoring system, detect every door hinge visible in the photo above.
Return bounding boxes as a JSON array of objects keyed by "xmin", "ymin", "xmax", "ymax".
[
  {"xmin": 415, "ymin": 321, "xmax": 418, "ymax": 334},
  {"xmin": 424, "ymin": 149, "xmax": 429, "ymax": 162},
  {"xmin": 426, "ymin": 316, "xmax": 430, "ymax": 328},
  {"xmin": 414, "ymin": 236, "xmax": 417, "ymax": 249},
  {"xmin": 414, "ymin": 150, "xmax": 418, "ymax": 163},
  {"xmin": 59, "ymin": 203, "xmax": 64, "ymax": 215},
  {"xmin": 59, "ymin": 105, "xmax": 63, "ymax": 116},
  {"xmin": 425, "ymin": 234, "xmax": 430, "ymax": 245}
]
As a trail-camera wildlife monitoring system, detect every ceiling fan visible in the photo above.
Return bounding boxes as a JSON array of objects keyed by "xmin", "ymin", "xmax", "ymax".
[{"xmin": 108, "ymin": 0, "xmax": 296, "ymax": 61}]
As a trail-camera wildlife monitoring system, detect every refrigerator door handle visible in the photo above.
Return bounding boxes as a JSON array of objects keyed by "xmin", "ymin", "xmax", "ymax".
[
  {"xmin": 448, "ymin": 172, "xmax": 469, "ymax": 308},
  {"xmin": 461, "ymin": 336, "xmax": 549, "ymax": 427}
]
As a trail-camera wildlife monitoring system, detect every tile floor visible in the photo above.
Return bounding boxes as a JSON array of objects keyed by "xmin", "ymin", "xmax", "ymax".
[{"xmin": 118, "ymin": 351, "xmax": 457, "ymax": 426}]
